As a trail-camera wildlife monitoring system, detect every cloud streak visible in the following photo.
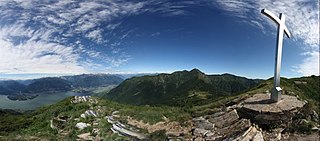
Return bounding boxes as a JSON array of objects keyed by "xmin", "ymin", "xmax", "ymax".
[
  {"xmin": 0, "ymin": 0, "xmax": 150, "ymax": 75},
  {"xmin": 0, "ymin": 0, "xmax": 197, "ymax": 75}
]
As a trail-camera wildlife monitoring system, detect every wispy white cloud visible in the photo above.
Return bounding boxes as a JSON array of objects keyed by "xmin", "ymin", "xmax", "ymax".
[
  {"xmin": 210, "ymin": 0, "xmax": 319, "ymax": 76},
  {"xmin": 0, "ymin": 0, "xmax": 154, "ymax": 75},
  {"xmin": 293, "ymin": 51, "xmax": 319, "ymax": 76},
  {"xmin": 0, "ymin": 26, "xmax": 87, "ymax": 74}
]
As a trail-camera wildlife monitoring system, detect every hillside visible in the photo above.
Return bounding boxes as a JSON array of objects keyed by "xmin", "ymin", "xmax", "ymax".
[
  {"xmin": 105, "ymin": 69, "xmax": 261, "ymax": 106},
  {"xmin": 0, "ymin": 80, "xmax": 27, "ymax": 95},
  {"xmin": 190, "ymin": 75, "xmax": 320, "ymax": 116},
  {"xmin": 26, "ymin": 77, "xmax": 72, "ymax": 93},
  {"xmin": 0, "ymin": 96, "xmax": 191, "ymax": 140}
]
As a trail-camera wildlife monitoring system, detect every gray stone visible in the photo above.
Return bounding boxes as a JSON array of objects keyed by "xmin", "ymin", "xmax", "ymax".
[
  {"xmin": 238, "ymin": 93, "xmax": 306, "ymax": 127},
  {"xmin": 77, "ymin": 132, "xmax": 94, "ymax": 140},
  {"xmin": 193, "ymin": 117, "xmax": 214, "ymax": 130},
  {"xmin": 208, "ymin": 109, "xmax": 239, "ymax": 128},
  {"xmin": 217, "ymin": 119, "xmax": 251, "ymax": 137},
  {"xmin": 252, "ymin": 131, "xmax": 264, "ymax": 141},
  {"xmin": 205, "ymin": 131, "xmax": 215, "ymax": 137},
  {"xmin": 194, "ymin": 137, "xmax": 204, "ymax": 141},
  {"xmin": 76, "ymin": 122, "xmax": 90, "ymax": 130},
  {"xmin": 193, "ymin": 128, "xmax": 209, "ymax": 137},
  {"xmin": 311, "ymin": 110, "xmax": 319, "ymax": 122}
]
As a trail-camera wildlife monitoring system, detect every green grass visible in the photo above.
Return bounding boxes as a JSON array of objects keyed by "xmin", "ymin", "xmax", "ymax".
[
  {"xmin": 0, "ymin": 96, "xmax": 191, "ymax": 140},
  {"xmin": 190, "ymin": 76, "xmax": 320, "ymax": 117}
]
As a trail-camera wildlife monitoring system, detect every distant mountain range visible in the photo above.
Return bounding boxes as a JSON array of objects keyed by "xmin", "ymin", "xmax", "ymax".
[
  {"xmin": 61, "ymin": 74, "xmax": 124, "ymax": 88},
  {"xmin": 0, "ymin": 74, "xmax": 124, "ymax": 95},
  {"xmin": 0, "ymin": 80, "xmax": 27, "ymax": 95},
  {"xmin": 105, "ymin": 69, "xmax": 262, "ymax": 106}
]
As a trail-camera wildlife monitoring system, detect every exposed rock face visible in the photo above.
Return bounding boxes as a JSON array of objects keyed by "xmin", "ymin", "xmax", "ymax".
[
  {"xmin": 106, "ymin": 111, "xmax": 147, "ymax": 140},
  {"xmin": 71, "ymin": 96, "xmax": 97, "ymax": 104},
  {"xmin": 237, "ymin": 93, "xmax": 306, "ymax": 127},
  {"xmin": 192, "ymin": 109, "xmax": 262, "ymax": 141},
  {"xmin": 207, "ymin": 109, "xmax": 239, "ymax": 128},
  {"xmin": 193, "ymin": 117, "xmax": 214, "ymax": 130}
]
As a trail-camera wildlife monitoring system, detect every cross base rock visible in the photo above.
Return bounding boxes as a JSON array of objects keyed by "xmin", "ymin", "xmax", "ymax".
[
  {"xmin": 238, "ymin": 93, "xmax": 306, "ymax": 128},
  {"xmin": 271, "ymin": 87, "xmax": 282, "ymax": 102}
]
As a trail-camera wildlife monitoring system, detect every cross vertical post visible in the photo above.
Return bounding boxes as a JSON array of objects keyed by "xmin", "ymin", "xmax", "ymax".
[{"xmin": 261, "ymin": 9, "xmax": 291, "ymax": 102}]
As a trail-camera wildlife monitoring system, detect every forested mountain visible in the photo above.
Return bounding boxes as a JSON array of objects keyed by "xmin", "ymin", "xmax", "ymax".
[
  {"xmin": 0, "ymin": 80, "xmax": 27, "ymax": 95},
  {"xmin": 105, "ymin": 69, "xmax": 261, "ymax": 106},
  {"xmin": 26, "ymin": 77, "xmax": 72, "ymax": 93}
]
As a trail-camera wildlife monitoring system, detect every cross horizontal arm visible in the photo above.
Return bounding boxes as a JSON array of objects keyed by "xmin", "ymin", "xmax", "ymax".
[{"xmin": 261, "ymin": 9, "xmax": 291, "ymax": 38}]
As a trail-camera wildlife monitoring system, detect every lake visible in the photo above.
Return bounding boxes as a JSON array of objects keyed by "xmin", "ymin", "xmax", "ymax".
[{"xmin": 0, "ymin": 91, "xmax": 87, "ymax": 111}]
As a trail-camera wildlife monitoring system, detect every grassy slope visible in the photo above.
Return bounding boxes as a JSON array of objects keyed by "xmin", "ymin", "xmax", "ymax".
[
  {"xmin": 0, "ymin": 97, "xmax": 190, "ymax": 140},
  {"xmin": 190, "ymin": 76, "xmax": 319, "ymax": 116}
]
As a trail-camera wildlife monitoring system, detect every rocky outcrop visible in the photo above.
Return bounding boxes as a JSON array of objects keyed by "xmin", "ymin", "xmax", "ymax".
[
  {"xmin": 207, "ymin": 109, "xmax": 239, "ymax": 128},
  {"xmin": 106, "ymin": 111, "xmax": 147, "ymax": 140},
  {"xmin": 50, "ymin": 116, "xmax": 69, "ymax": 130},
  {"xmin": 71, "ymin": 96, "xmax": 97, "ymax": 104},
  {"xmin": 237, "ymin": 93, "xmax": 306, "ymax": 128},
  {"xmin": 192, "ymin": 109, "xmax": 262, "ymax": 141}
]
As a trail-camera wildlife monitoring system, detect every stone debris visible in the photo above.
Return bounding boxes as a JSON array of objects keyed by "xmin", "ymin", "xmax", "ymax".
[
  {"xmin": 71, "ymin": 96, "xmax": 90, "ymax": 103},
  {"xmin": 207, "ymin": 109, "xmax": 239, "ymax": 128},
  {"xmin": 112, "ymin": 111, "xmax": 120, "ymax": 115},
  {"xmin": 77, "ymin": 132, "xmax": 94, "ymax": 141},
  {"xmin": 106, "ymin": 116, "xmax": 116, "ymax": 124},
  {"xmin": 50, "ymin": 116, "xmax": 69, "ymax": 130},
  {"xmin": 214, "ymin": 118, "xmax": 251, "ymax": 140},
  {"xmin": 106, "ymin": 111, "xmax": 147, "ymax": 140},
  {"xmin": 234, "ymin": 126, "xmax": 264, "ymax": 141},
  {"xmin": 193, "ymin": 128, "xmax": 210, "ymax": 137},
  {"xmin": 193, "ymin": 109, "xmax": 259, "ymax": 141},
  {"xmin": 76, "ymin": 122, "xmax": 91, "ymax": 130},
  {"xmin": 111, "ymin": 122, "xmax": 147, "ymax": 140},
  {"xmin": 311, "ymin": 110, "xmax": 319, "ymax": 122},
  {"xmin": 126, "ymin": 116, "xmax": 192, "ymax": 138},
  {"xmin": 71, "ymin": 96, "xmax": 98, "ymax": 104},
  {"xmin": 193, "ymin": 116, "xmax": 214, "ymax": 130},
  {"xmin": 92, "ymin": 128, "xmax": 100, "ymax": 136},
  {"xmin": 85, "ymin": 110, "xmax": 98, "ymax": 117}
]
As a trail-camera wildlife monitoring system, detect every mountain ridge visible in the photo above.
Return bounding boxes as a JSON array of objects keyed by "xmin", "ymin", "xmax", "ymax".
[
  {"xmin": 0, "ymin": 74, "xmax": 124, "ymax": 95},
  {"xmin": 105, "ymin": 69, "xmax": 262, "ymax": 106}
]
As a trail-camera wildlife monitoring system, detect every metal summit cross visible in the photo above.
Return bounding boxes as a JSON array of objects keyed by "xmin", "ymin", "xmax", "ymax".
[{"xmin": 261, "ymin": 9, "xmax": 291, "ymax": 102}]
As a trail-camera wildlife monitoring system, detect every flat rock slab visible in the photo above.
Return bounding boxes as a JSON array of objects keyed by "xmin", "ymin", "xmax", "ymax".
[
  {"xmin": 241, "ymin": 93, "xmax": 305, "ymax": 113},
  {"xmin": 207, "ymin": 109, "xmax": 239, "ymax": 128}
]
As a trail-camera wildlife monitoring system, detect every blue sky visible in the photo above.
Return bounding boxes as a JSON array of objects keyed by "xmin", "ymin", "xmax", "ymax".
[{"xmin": 0, "ymin": 0, "xmax": 318, "ymax": 79}]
